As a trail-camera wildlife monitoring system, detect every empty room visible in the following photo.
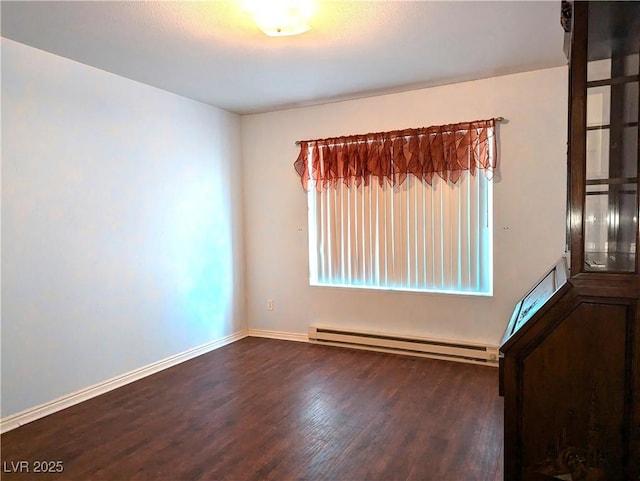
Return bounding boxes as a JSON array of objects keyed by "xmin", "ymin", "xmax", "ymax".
[{"xmin": 2, "ymin": 1, "xmax": 639, "ymax": 480}]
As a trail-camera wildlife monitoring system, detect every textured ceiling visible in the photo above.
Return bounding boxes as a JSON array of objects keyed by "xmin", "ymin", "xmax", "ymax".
[{"xmin": 1, "ymin": 1, "xmax": 568, "ymax": 115}]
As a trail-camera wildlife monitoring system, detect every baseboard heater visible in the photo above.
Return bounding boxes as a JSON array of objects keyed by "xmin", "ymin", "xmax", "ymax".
[{"xmin": 308, "ymin": 326, "xmax": 499, "ymax": 366}]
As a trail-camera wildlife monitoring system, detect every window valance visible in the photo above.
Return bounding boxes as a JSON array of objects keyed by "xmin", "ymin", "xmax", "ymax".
[{"xmin": 294, "ymin": 118, "xmax": 498, "ymax": 191}]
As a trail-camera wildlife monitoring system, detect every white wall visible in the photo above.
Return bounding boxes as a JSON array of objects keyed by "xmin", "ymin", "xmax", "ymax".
[
  {"xmin": 241, "ymin": 67, "xmax": 568, "ymax": 346},
  {"xmin": 1, "ymin": 39, "xmax": 245, "ymax": 417}
]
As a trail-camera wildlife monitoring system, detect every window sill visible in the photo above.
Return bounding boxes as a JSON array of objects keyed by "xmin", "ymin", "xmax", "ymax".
[{"xmin": 309, "ymin": 281, "xmax": 493, "ymax": 297}]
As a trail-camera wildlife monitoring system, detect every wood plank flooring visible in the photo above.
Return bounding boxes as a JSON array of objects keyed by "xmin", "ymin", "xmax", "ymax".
[{"xmin": 1, "ymin": 337, "xmax": 504, "ymax": 481}]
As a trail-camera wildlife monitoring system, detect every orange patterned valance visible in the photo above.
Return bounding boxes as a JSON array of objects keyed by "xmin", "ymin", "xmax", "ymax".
[{"xmin": 294, "ymin": 118, "xmax": 497, "ymax": 191}]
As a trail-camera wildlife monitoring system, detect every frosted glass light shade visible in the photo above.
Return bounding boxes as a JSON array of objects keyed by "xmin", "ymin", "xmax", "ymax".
[{"xmin": 245, "ymin": 0, "xmax": 313, "ymax": 37}]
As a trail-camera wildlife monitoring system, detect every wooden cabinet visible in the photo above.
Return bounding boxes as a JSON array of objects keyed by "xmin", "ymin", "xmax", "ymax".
[{"xmin": 499, "ymin": 2, "xmax": 640, "ymax": 480}]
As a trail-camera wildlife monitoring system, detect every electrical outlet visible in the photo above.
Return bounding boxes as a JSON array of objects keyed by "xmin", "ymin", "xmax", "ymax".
[{"xmin": 267, "ymin": 299, "xmax": 274, "ymax": 311}]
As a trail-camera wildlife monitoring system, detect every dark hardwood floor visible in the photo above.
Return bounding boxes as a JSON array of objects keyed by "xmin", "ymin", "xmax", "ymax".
[{"xmin": 1, "ymin": 337, "xmax": 503, "ymax": 481}]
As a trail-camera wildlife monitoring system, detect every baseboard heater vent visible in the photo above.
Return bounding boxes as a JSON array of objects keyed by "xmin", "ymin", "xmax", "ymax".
[{"xmin": 308, "ymin": 326, "xmax": 499, "ymax": 366}]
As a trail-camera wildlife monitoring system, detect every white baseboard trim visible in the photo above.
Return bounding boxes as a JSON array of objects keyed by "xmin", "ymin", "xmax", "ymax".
[
  {"xmin": 247, "ymin": 329, "xmax": 308, "ymax": 343},
  {"xmin": 0, "ymin": 330, "xmax": 249, "ymax": 434}
]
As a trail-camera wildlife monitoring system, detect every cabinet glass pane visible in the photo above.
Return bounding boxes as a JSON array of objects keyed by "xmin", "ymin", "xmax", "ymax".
[
  {"xmin": 622, "ymin": 125, "xmax": 639, "ymax": 178},
  {"xmin": 625, "ymin": 53, "xmax": 639, "ymax": 76},
  {"xmin": 586, "ymin": 129, "xmax": 610, "ymax": 180},
  {"xmin": 584, "ymin": 183, "xmax": 637, "ymax": 272},
  {"xmin": 622, "ymin": 82, "xmax": 639, "ymax": 124},
  {"xmin": 586, "ymin": 86, "xmax": 610, "ymax": 127},
  {"xmin": 587, "ymin": 58, "xmax": 611, "ymax": 82}
]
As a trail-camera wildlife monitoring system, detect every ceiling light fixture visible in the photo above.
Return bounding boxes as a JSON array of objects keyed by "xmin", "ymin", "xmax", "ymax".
[{"xmin": 244, "ymin": 0, "xmax": 314, "ymax": 37}]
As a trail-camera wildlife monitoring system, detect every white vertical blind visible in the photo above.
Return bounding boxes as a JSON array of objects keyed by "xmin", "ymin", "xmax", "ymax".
[{"xmin": 306, "ymin": 134, "xmax": 494, "ymax": 296}]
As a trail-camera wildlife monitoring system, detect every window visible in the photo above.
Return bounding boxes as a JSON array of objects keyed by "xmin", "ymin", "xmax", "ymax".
[{"xmin": 294, "ymin": 119, "xmax": 497, "ymax": 296}]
